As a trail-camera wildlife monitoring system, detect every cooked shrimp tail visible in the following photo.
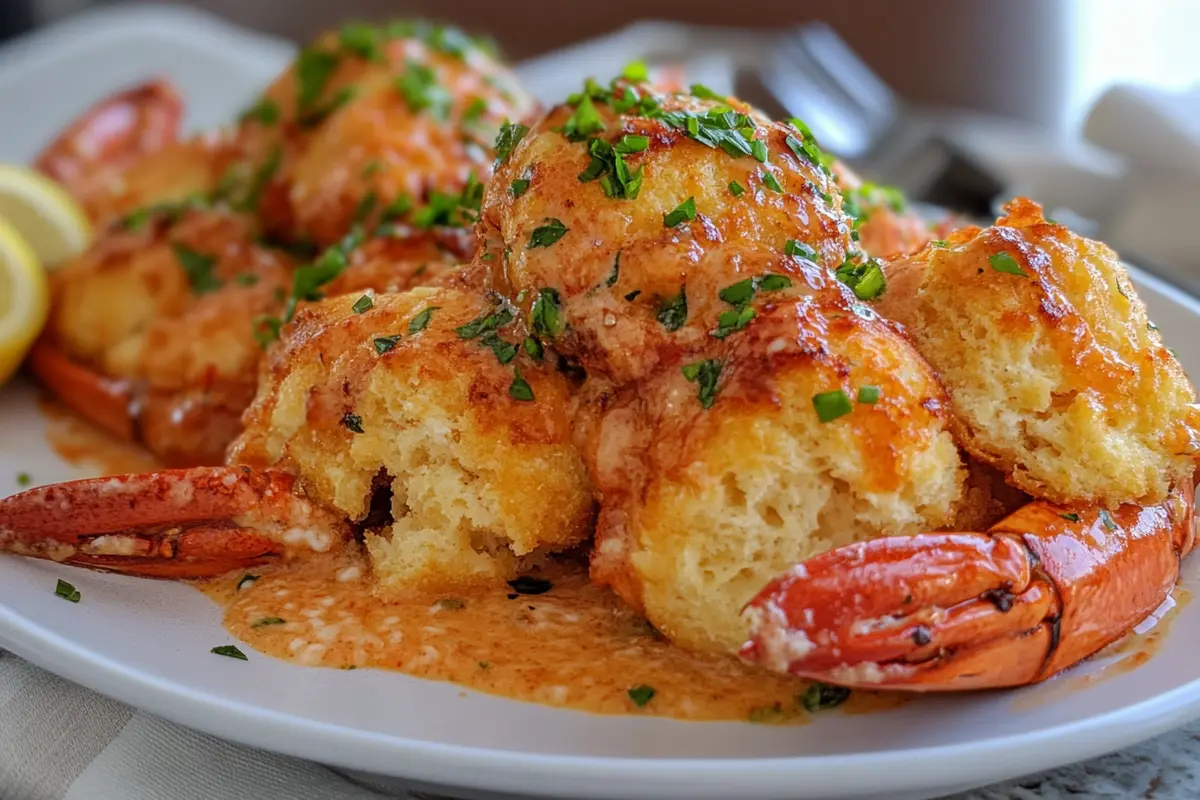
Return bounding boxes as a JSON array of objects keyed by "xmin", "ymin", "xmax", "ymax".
[
  {"xmin": 742, "ymin": 482, "xmax": 1196, "ymax": 691},
  {"xmin": 27, "ymin": 339, "xmax": 137, "ymax": 442},
  {"xmin": 0, "ymin": 467, "xmax": 350, "ymax": 578}
]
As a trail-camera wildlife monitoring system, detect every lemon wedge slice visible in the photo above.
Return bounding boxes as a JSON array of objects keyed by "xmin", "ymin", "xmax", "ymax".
[
  {"xmin": 0, "ymin": 216, "xmax": 50, "ymax": 386},
  {"xmin": 0, "ymin": 164, "xmax": 91, "ymax": 270}
]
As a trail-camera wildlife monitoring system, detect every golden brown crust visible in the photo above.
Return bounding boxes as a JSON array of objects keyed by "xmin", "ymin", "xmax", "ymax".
[
  {"xmin": 230, "ymin": 286, "xmax": 593, "ymax": 592},
  {"xmin": 877, "ymin": 197, "xmax": 1200, "ymax": 505},
  {"xmin": 476, "ymin": 87, "xmax": 857, "ymax": 385},
  {"xmin": 583, "ymin": 297, "xmax": 965, "ymax": 653}
]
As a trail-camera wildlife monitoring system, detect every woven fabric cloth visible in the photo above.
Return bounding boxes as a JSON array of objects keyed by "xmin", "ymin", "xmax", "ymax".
[{"xmin": 3, "ymin": 649, "xmax": 1199, "ymax": 799}]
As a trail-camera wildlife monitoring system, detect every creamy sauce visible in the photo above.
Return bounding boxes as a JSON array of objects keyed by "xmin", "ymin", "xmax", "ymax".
[
  {"xmin": 196, "ymin": 550, "xmax": 901, "ymax": 722},
  {"xmin": 39, "ymin": 396, "xmax": 159, "ymax": 475}
]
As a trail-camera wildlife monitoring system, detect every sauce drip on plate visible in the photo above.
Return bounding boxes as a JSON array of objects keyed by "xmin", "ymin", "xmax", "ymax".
[{"xmin": 196, "ymin": 550, "xmax": 903, "ymax": 722}]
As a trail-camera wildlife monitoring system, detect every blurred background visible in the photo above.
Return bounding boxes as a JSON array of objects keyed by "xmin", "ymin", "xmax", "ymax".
[{"xmin": 2, "ymin": 0, "xmax": 1198, "ymax": 285}]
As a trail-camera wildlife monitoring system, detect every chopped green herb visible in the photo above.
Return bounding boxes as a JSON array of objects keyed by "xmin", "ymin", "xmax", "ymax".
[
  {"xmin": 374, "ymin": 335, "xmax": 402, "ymax": 355},
  {"xmin": 689, "ymin": 83, "xmax": 725, "ymax": 101},
  {"xmin": 436, "ymin": 597, "xmax": 466, "ymax": 611},
  {"xmin": 352, "ymin": 294, "xmax": 374, "ymax": 314},
  {"xmin": 508, "ymin": 576, "xmax": 552, "ymax": 594},
  {"xmin": 234, "ymin": 273, "xmax": 260, "ymax": 287},
  {"xmin": 528, "ymin": 218, "xmax": 568, "ymax": 248},
  {"xmin": 252, "ymin": 315, "xmax": 283, "ymax": 350},
  {"xmin": 813, "ymin": 389, "xmax": 853, "ymax": 422},
  {"xmin": 605, "ymin": 253, "xmax": 621, "ymax": 287},
  {"xmin": 799, "ymin": 682, "xmax": 851, "ymax": 712},
  {"xmin": 54, "ymin": 579, "xmax": 80, "ymax": 603},
  {"xmin": 510, "ymin": 178, "xmax": 530, "ymax": 197},
  {"xmin": 1098, "ymin": 509, "xmax": 1118, "ymax": 531},
  {"xmin": 835, "ymin": 259, "xmax": 886, "ymax": 301},
  {"xmin": 615, "ymin": 134, "xmax": 649, "ymax": 153},
  {"xmin": 523, "ymin": 337, "xmax": 544, "ymax": 360},
  {"xmin": 239, "ymin": 97, "xmax": 280, "ymax": 126},
  {"xmin": 236, "ymin": 145, "xmax": 283, "ymax": 212},
  {"xmin": 295, "ymin": 47, "xmax": 342, "ymax": 115},
  {"xmin": 16, "ymin": 472, "xmax": 31, "ymax": 486},
  {"xmin": 252, "ymin": 617, "xmax": 286, "ymax": 628},
  {"xmin": 761, "ymin": 169, "xmax": 784, "ymax": 193},
  {"xmin": 339, "ymin": 21, "xmax": 385, "ymax": 61},
  {"xmin": 785, "ymin": 240, "xmax": 815, "ymax": 259},
  {"xmin": 711, "ymin": 305, "xmax": 756, "ymax": 339},
  {"xmin": 989, "ymin": 252, "xmax": 1028, "ymax": 277},
  {"xmin": 663, "ymin": 197, "xmax": 697, "ymax": 228},
  {"xmin": 857, "ymin": 385, "xmax": 881, "ymax": 404},
  {"xmin": 353, "ymin": 191, "xmax": 377, "ymax": 223},
  {"xmin": 681, "ymin": 359, "xmax": 722, "ymax": 409},
  {"xmin": 462, "ymin": 97, "xmax": 488, "ymax": 125},
  {"xmin": 578, "ymin": 138, "xmax": 643, "ymax": 199},
  {"xmin": 1060, "ymin": 512, "xmax": 1081, "ymax": 522},
  {"xmin": 750, "ymin": 139, "xmax": 768, "ymax": 163},
  {"xmin": 455, "ymin": 307, "xmax": 515, "ymax": 339},
  {"xmin": 509, "ymin": 370, "xmax": 535, "ymax": 402},
  {"xmin": 481, "ymin": 333, "xmax": 518, "ymax": 364},
  {"xmin": 719, "ymin": 278, "xmax": 756, "ymax": 306},
  {"xmin": 657, "ymin": 287, "xmax": 688, "ymax": 331},
  {"xmin": 236, "ymin": 574, "xmax": 259, "ymax": 591},
  {"xmin": 627, "ymin": 685, "xmax": 656, "ymax": 707},
  {"xmin": 361, "ymin": 159, "xmax": 384, "ymax": 179},
  {"xmin": 621, "ymin": 60, "xmax": 650, "ymax": 81},
  {"xmin": 341, "ymin": 412, "xmax": 364, "ymax": 433},
  {"xmin": 530, "ymin": 288, "xmax": 565, "ymax": 338},
  {"xmin": 285, "ymin": 227, "xmax": 365, "ymax": 321},
  {"xmin": 171, "ymin": 242, "xmax": 222, "ymax": 294},
  {"xmin": 493, "ymin": 121, "xmax": 529, "ymax": 166},
  {"xmin": 758, "ymin": 274, "xmax": 791, "ymax": 292},
  {"xmin": 381, "ymin": 193, "xmax": 413, "ymax": 222},
  {"xmin": 408, "ymin": 306, "xmax": 439, "ymax": 333},
  {"xmin": 211, "ymin": 645, "xmax": 248, "ymax": 661},
  {"xmin": 561, "ymin": 93, "xmax": 606, "ymax": 141},
  {"xmin": 930, "ymin": 240, "xmax": 948, "ymax": 248},
  {"xmin": 729, "ymin": 180, "xmax": 746, "ymax": 197},
  {"xmin": 395, "ymin": 61, "xmax": 450, "ymax": 119}
]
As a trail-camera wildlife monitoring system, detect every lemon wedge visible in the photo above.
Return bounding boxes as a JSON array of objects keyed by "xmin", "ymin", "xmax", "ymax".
[
  {"xmin": 0, "ymin": 216, "xmax": 50, "ymax": 385},
  {"xmin": 0, "ymin": 164, "xmax": 91, "ymax": 270}
]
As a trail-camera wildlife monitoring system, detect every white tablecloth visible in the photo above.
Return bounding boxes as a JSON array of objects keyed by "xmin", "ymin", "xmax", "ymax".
[{"xmin": 4, "ymin": 649, "xmax": 1200, "ymax": 800}]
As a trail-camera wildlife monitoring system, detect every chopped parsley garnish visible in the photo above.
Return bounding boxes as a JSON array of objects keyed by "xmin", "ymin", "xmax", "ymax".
[
  {"xmin": 682, "ymin": 359, "xmax": 722, "ymax": 409},
  {"xmin": 761, "ymin": 169, "xmax": 784, "ymax": 193},
  {"xmin": 1060, "ymin": 512, "xmax": 1081, "ymax": 522},
  {"xmin": 171, "ymin": 242, "xmax": 222, "ymax": 294},
  {"xmin": 234, "ymin": 273, "xmax": 259, "ymax": 287},
  {"xmin": 711, "ymin": 305, "xmax": 756, "ymax": 339},
  {"xmin": 712, "ymin": 272, "xmax": 791, "ymax": 340},
  {"xmin": 381, "ymin": 193, "xmax": 413, "ymax": 221},
  {"xmin": 720, "ymin": 279, "xmax": 756, "ymax": 307},
  {"xmin": 54, "ymin": 579, "xmax": 80, "ymax": 603},
  {"xmin": 1098, "ymin": 509, "xmax": 1118, "ymax": 531},
  {"xmin": 493, "ymin": 121, "xmax": 529, "ymax": 166},
  {"xmin": 239, "ymin": 96, "xmax": 280, "ymax": 126},
  {"xmin": 16, "ymin": 472, "xmax": 31, "ymax": 486},
  {"xmin": 989, "ymin": 251, "xmax": 1028, "ymax": 277},
  {"xmin": 283, "ymin": 227, "xmax": 365, "ymax": 322},
  {"xmin": 787, "ymin": 117, "xmax": 835, "ymax": 174},
  {"xmin": 561, "ymin": 93, "xmax": 606, "ymax": 141},
  {"xmin": 462, "ymin": 97, "xmax": 488, "ymax": 125},
  {"xmin": 689, "ymin": 83, "xmax": 725, "ymax": 101},
  {"xmin": 930, "ymin": 240, "xmax": 948, "ymax": 248},
  {"xmin": 252, "ymin": 316, "xmax": 283, "ymax": 350},
  {"xmin": 750, "ymin": 139, "xmax": 768, "ymax": 163},
  {"xmin": 236, "ymin": 574, "xmax": 259, "ymax": 591},
  {"xmin": 799, "ymin": 682, "xmax": 851, "ymax": 712},
  {"xmin": 510, "ymin": 178, "xmax": 530, "ymax": 197},
  {"xmin": 621, "ymin": 59, "xmax": 650, "ymax": 81},
  {"xmin": 352, "ymin": 294, "xmax": 374, "ymax": 314},
  {"xmin": 342, "ymin": 412, "xmax": 365, "ymax": 433},
  {"xmin": 663, "ymin": 196, "xmax": 696, "ymax": 228},
  {"xmin": 617, "ymin": 134, "xmax": 649, "ymax": 153},
  {"xmin": 117, "ymin": 195, "xmax": 208, "ymax": 232},
  {"xmin": 657, "ymin": 287, "xmax": 688, "ymax": 331},
  {"xmin": 436, "ymin": 598, "xmax": 466, "ymax": 611},
  {"xmin": 578, "ymin": 138, "xmax": 643, "ymax": 199},
  {"xmin": 813, "ymin": 389, "xmax": 853, "ymax": 422},
  {"xmin": 235, "ymin": 145, "xmax": 283, "ymax": 213},
  {"xmin": 251, "ymin": 617, "xmax": 286, "ymax": 627},
  {"xmin": 627, "ymin": 685, "xmax": 656, "ymax": 707},
  {"xmin": 857, "ymin": 385, "xmax": 881, "ymax": 404},
  {"xmin": 523, "ymin": 337, "xmax": 544, "ymax": 360},
  {"xmin": 338, "ymin": 21, "xmax": 385, "ymax": 62},
  {"xmin": 530, "ymin": 288, "xmax": 565, "ymax": 338},
  {"xmin": 835, "ymin": 259, "xmax": 886, "ymax": 301},
  {"xmin": 605, "ymin": 253, "xmax": 621, "ymax": 287},
  {"xmin": 395, "ymin": 61, "xmax": 451, "ymax": 119},
  {"xmin": 729, "ymin": 180, "xmax": 746, "ymax": 197},
  {"xmin": 481, "ymin": 333, "xmax": 518, "ymax": 364},
  {"xmin": 295, "ymin": 47, "xmax": 342, "ymax": 117},
  {"xmin": 374, "ymin": 335, "xmax": 402, "ymax": 354},
  {"xmin": 455, "ymin": 306, "xmax": 515, "ymax": 339},
  {"xmin": 353, "ymin": 191, "xmax": 377, "ymax": 223},
  {"xmin": 650, "ymin": 107, "xmax": 760, "ymax": 160},
  {"xmin": 784, "ymin": 239, "xmax": 815, "ymax": 259},
  {"xmin": 528, "ymin": 218, "xmax": 568, "ymax": 248},
  {"xmin": 509, "ymin": 371, "xmax": 535, "ymax": 401},
  {"xmin": 211, "ymin": 645, "xmax": 248, "ymax": 661},
  {"xmin": 408, "ymin": 306, "xmax": 439, "ymax": 333},
  {"xmin": 507, "ymin": 576, "xmax": 553, "ymax": 594}
]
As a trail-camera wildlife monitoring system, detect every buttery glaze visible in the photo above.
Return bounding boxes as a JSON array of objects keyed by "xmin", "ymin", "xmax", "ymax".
[{"xmin": 197, "ymin": 550, "xmax": 902, "ymax": 721}]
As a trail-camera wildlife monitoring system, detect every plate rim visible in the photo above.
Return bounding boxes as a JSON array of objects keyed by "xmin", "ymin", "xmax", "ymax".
[{"xmin": 4, "ymin": 264, "xmax": 1200, "ymax": 799}]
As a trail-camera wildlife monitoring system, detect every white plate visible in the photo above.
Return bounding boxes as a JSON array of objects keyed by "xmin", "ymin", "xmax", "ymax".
[{"xmin": 3, "ymin": 7, "xmax": 1200, "ymax": 800}]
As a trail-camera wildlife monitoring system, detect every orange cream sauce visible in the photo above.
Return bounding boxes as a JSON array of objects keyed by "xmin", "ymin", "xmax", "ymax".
[
  {"xmin": 196, "ymin": 550, "xmax": 900, "ymax": 722},
  {"xmin": 39, "ymin": 395, "xmax": 159, "ymax": 475}
]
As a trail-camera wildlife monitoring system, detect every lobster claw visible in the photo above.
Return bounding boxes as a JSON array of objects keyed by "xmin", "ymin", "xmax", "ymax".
[
  {"xmin": 0, "ymin": 467, "xmax": 350, "ymax": 578},
  {"xmin": 741, "ymin": 483, "xmax": 1196, "ymax": 691}
]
